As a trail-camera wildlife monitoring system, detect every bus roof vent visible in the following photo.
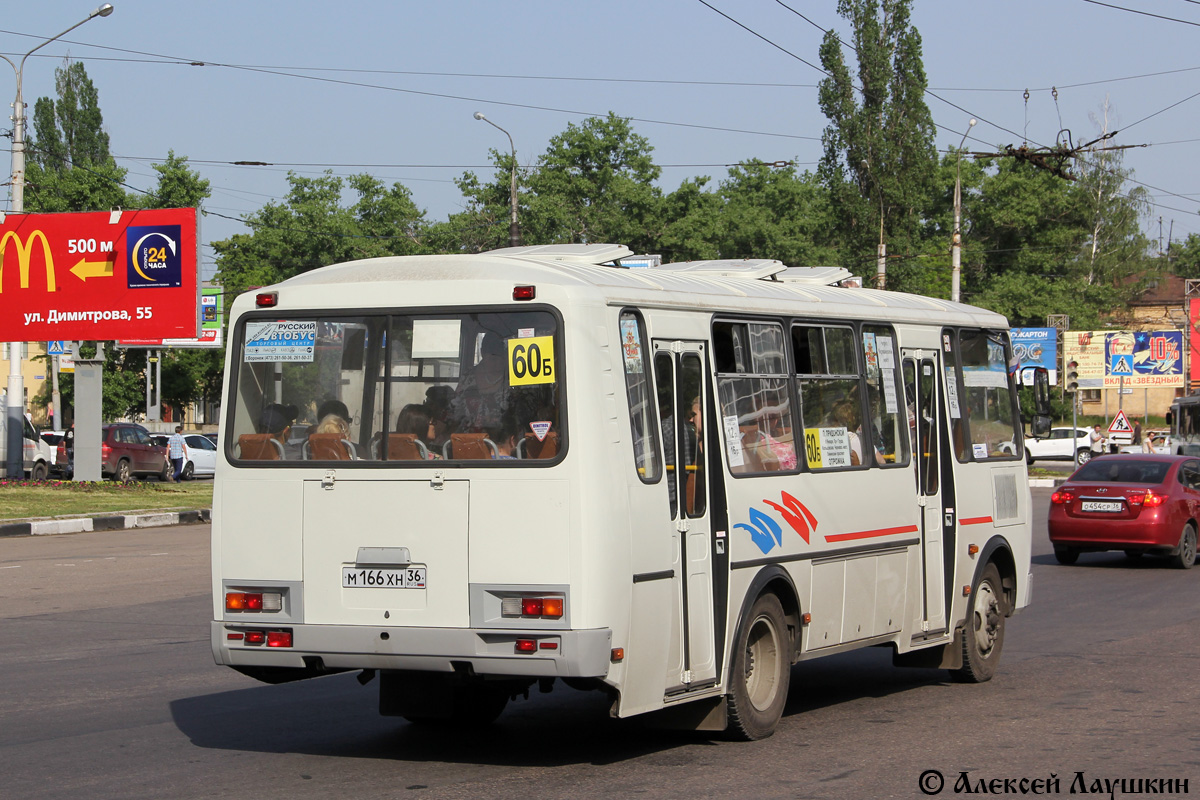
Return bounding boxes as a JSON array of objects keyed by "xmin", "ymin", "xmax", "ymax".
[
  {"xmin": 483, "ymin": 243, "xmax": 634, "ymax": 265},
  {"xmin": 773, "ymin": 266, "xmax": 857, "ymax": 286},
  {"xmin": 653, "ymin": 259, "xmax": 788, "ymax": 280}
]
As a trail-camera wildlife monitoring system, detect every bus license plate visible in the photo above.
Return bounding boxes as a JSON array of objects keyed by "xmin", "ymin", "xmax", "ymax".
[
  {"xmin": 342, "ymin": 566, "xmax": 426, "ymax": 589},
  {"xmin": 1081, "ymin": 501, "xmax": 1122, "ymax": 513}
]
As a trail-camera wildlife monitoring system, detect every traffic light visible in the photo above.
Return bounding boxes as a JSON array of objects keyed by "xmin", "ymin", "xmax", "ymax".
[{"xmin": 1065, "ymin": 360, "xmax": 1079, "ymax": 392}]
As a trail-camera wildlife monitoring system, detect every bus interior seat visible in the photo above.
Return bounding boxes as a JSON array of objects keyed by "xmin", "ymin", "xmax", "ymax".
[
  {"xmin": 518, "ymin": 431, "xmax": 559, "ymax": 460},
  {"xmin": 237, "ymin": 433, "xmax": 285, "ymax": 460},
  {"xmin": 306, "ymin": 433, "xmax": 357, "ymax": 460},
  {"xmin": 447, "ymin": 433, "xmax": 499, "ymax": 460},
  {"xmin": 385, "ymin": 433, "xmax": 429, "ymax": 461}
]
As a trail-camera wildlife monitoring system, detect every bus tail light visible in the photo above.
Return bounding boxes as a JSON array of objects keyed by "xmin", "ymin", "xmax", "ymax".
[
  {"xmin": 244, "ymin": 630, "xmax": 266, "ymax": 645},
  {"xmin": 515, "ymin": 638, "xmax": 537, "ymax": 653},
  {"xmin": 256, "ymin": 292, "xmax": 278, "ymax": 308},
  {"xmin": 266, "ymin": 631, "xmax": 293, "ymax": 648},
  {"xmin": 513, "ymin": 285, "xmax": 536, "ymax": 301},
  {"xmin": 502, "ymin": 595, "xmax": 564, "ymax": 619},
  {"xmin": 226, "ymin": 591, "xmax": 282, "ymax": 612}
]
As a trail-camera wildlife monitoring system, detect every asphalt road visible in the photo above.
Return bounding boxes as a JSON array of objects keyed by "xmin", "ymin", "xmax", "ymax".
[{"xmin": 3, "ymin": 490, "xmax": 1198, "ymax": 800}]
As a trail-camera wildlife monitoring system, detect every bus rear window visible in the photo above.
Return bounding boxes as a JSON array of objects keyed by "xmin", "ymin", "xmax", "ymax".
[{"xmin": 230, "ymin": 310, "xmax": 563, "ymax": 464}]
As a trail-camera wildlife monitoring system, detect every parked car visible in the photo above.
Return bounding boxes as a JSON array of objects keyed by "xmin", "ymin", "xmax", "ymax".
[
  {"xmin": 1120, "ymin": 430, "xmax": 1170, "ymax": 455},
  {"xmin": 100, "ymin": 423, "xmax": 171, "ymax": 482},
  {"xmin": 1048, "ymin": 454, "xmax": 1199, "ymax": 568},
  {"xmin": 40, "ymin": 430, "xmax": 65, "ymax": 472},
  {"xmin": 0, "ymin": 416, "xmax": 53, "ymax": 480},
  {"xmin": 1004, "ymin": 426, "xmax": 1093, "ymax": 465},
  {"xmin": 149, "ymin": 432, "xmax": 217, "ymax": 479}
]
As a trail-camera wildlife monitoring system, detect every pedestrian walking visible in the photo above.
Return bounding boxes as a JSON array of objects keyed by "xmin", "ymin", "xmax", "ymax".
[
  {"xmin": 1089, "ymin": 424, "xmax": 1106, "ymax": 458},
  {"xmin": 167, "ymin": 425, "xmax": 186, "ymax": 482}
]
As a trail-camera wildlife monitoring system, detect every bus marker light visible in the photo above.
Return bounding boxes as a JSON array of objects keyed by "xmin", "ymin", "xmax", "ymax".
[
  {"xmin": 611, "ymin": 648, "xmax": 625, "ymax": 662},
  {"xmin": 266, "ymin": 631, "xmax": 293, "ymax": 648},
  {"xmin": 255, "ymin": 292, "xmax": 278, "ymax": 308},
  {"xmin": 968, "ymin": 544, "xmax": 979, "ymax": 557},
  {"xmin": 515, "ymin": 639, "xmax": 537, "ymax": 653},
  {"xmin": 963, "ymin": 585, "xmax": 972, "ymax": 597},
  {"xmin": 226, "ymin": 592, "xmax": 248, "ymax": 610},
  {"xmin": 227, "ymin": 632, "xmax": 244, "ymax": 641},
  {"xmin": 513, "ymin": 285, "xmax": 536, "ymax": 301},
  {"xmin": 245, "ymin": 593, "xmax": 264, "ymax": 610},
  {"xmin": 539, "ymin": 641, "xmax": 558, "ymax": 650},
  {"xmin": 244, "ymin": 630, "xmax": 266, "ymax": 645},
  {"xmin": 261, "ymin": 592, "xmax": 283, "ymax": 612},
  {"xmin": 541, "ymin": 598, "xmax": 563, "ymax": 617},
  {"xmin": 521, "ymin": 598, "xmax": 544, "ymax": 616},
  {"xmin": 801, "ymin": 613, "xmax": 812, "ymax": 625}
]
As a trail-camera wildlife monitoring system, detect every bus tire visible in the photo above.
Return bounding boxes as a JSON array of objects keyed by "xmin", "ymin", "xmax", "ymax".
[
  {"xmin": 726, "ymin": 592, "xmax": 790, "ymax": 740},
  {"xmin": 950, "ymin": 562, "xmax": 1006, "ymax": 684}
]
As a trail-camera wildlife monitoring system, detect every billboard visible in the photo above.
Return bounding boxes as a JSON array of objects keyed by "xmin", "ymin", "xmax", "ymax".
[
  {"xmin": 1190, "ymin": 298, "xmax": 1200, "ymax": 385},
  {"xmin": 117, "ymin": 286, "xmax": 223, "ymax": 349},
  {"xmin": 1063, "ymin": 330, "xmax": 1183, "ymax": 388},
  {"xmin": 0, "ymin": 208, "xmax": 199, "ymax": 341},
  {"xmin": 1010, "ymin": 327, "xmax": 1058, "ymax": 385}
]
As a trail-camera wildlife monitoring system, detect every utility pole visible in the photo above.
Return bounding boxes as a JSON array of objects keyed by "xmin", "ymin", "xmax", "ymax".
[
  {"xmin": 473, "ymin": 112, "xmax": 521, "ymax": 248},
  {"xmin": 951, "ymin": 119, "xmax": 976, "ymax": 304}
]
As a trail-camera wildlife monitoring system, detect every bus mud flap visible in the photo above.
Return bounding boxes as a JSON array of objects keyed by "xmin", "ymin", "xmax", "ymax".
[
  {"xmin": 893, "ymin": 629, "xmax": 963, "ymax": 670},
  {"xmin": 641, "ymin": 695, "xmax": 727, "ymax": 732}
]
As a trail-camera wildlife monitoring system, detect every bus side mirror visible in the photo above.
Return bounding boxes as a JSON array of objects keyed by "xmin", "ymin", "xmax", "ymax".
[{"xmin": 1030, "ymin": 367, "xmax": 1052, "ymax": 439}]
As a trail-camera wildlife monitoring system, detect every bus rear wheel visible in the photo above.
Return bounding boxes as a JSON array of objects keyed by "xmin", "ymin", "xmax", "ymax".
[
  {"xmin": 726, "ymin": 593, "xmax": 790, "ymax": 740},
  {"xmin": 950, "ymin": 563, "xmax": 1006, "ymax": 683}
]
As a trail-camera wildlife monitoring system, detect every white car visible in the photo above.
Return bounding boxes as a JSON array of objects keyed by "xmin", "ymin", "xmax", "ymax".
[
  {"xmin": 1012, "ymin": 426, "xmax": 1094, "ymax": 465},
  {"xmin": 1120, "ymin": 430, "xmax": 1171, "ymax": 455},
  {"xmin": 150, "ymin": 433, "xmax": 218, "ymax": 479}
]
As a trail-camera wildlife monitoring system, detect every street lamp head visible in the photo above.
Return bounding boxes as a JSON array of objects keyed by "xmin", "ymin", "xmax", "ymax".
[
  {"xmin": 93, "ymin": 4, "xmax": 114, "ymax": 17},
  {"xmin": 473, "ymin": 111, "xmax": 486, "ymax": 121},
  {"xmin": 968, "ymin": 118, "xmax": 977, "ymax": 128}
]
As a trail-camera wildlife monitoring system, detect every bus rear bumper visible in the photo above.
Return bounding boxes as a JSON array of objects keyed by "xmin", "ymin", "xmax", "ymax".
[{"xmin": 212, "ymin": 621, "xmax": 613, "ymax": 679}]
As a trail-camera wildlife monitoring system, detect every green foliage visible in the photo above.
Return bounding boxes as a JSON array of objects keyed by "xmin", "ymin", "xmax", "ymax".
[
  {"xmin": 212, "ymin": 171, "xmax": 427, "ymax": 298},
  {"xmin": 817, "ymin": 0, "xmax": 938, "ymax": 288},
  {"xmin": 160, "ymin": 349, "xmax": 223, "ymax": 421}
]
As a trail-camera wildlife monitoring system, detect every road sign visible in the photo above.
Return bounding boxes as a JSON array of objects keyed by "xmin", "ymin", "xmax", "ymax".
[
  {"xmin": 1109, "ymin": 353, "xmax": 1134, "ymax": 376},
  {"xmin": 0, "ymin": 208, "xmax": 199, "ymax": 341},
  {"xmin": 1108, "ymin": 410, "xmax": 1133, "ymax": 435},
  {"xmin": 47, "ymin": 340, "xmax": 65, "ymax": 355}
]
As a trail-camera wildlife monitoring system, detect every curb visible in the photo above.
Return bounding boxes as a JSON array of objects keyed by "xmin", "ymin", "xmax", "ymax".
[{"xmin": 0, "ymin": 508, "xmax": 211, "ymax": 538}]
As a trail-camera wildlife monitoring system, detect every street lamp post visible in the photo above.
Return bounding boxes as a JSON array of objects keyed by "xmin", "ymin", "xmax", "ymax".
[
  {"xmin": 950, "ymin": 118, "xmax": 977, "ymax": 304},
  {"xmin": 860, "ymin": 159, "xmax": 886, "ymax": 290},
  {"xmin": 473, "ymin": 111, "xmax": 520, "ymax": 248},
  {"xmin": 2, "ymin": 4, "xmax": 114, "ymax": 477}
]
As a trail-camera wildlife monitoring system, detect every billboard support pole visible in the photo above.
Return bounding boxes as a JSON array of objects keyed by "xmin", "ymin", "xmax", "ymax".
[{"xmin": 73, "ymin": 343, "xmax": 104, "ymax": 482}]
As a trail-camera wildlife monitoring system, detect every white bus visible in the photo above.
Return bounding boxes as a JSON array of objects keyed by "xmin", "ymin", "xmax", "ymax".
[{"xmin": 211, "ymin": 244, "xmax": 1047, "ymax": 739}]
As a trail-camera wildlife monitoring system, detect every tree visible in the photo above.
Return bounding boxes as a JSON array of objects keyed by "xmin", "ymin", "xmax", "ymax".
[
  {"xmin": 212, "ymin": 171, "xmax": 427, "ymax": 299},
  {"xmin": 817, "ymin": 0, "xmax": 938, "ymax": 289},
  {"xmin": 713, "ymin": 162, "xmax": 839, "ymax": 266}
]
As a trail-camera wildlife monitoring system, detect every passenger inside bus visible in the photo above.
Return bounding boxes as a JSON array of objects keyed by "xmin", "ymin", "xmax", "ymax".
[
  {"xmin": 424, "ymin": 385, "xmax": 454, "ymax": 450},
  {"xmin": 392, "ymin": 403, "xmax": 439, "ymax": 460},
  {"xmin": 238, "ymin": 403, "xmax": 297, "ymax": 460},
  {"xmin": 488, "ymin": 416, "xmax": 520, "ymax": 459},
  {"xmin": 450, "ymin": 333, "xmax": 510, "ymax": 434},
  {"xmin": 306, "ymin": 399, "xmax": 356, "ymax": 460}
]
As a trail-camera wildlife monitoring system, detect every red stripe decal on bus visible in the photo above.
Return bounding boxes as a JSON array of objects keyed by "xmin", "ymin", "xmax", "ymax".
[
  {"xmin": 960, "ymin": 516, "xmax": 993, "ymax": 525},
  {"xmin": 824, "ymin": 524, "xmax": 919, "ymax": 543}
]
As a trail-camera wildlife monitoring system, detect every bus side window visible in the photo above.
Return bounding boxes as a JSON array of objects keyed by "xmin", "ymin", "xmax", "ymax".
[
  {"xmin": 619, "ymin": 310, "xmax": 661, "ymax": 483},
  {"xmin": 862, "ymin": 325, "xmax": 908, "ymax": 467},
  {"xmin": 793, "ymin": 324, "xmax": 864, "ymax": 470},
  {"xmin": 712, "ymin": 320, "xmax": 796, "ymax": 476}
]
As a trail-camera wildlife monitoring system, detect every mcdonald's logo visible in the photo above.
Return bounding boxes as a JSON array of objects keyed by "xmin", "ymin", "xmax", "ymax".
[{"xmin": 0, "ymin": 230, "xmax": 55, "ymax": 293}]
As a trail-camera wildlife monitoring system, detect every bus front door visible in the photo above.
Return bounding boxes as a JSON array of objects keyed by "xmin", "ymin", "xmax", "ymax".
[
  {"xmin": 653, "ymin": 342, "xmax": 717, "ymax": 692},
  {"xmin": 904, "ymin": 351, "xmax": 948, "ymax": 634}
]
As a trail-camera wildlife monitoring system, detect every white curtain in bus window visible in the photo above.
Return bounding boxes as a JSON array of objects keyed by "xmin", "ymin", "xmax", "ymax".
[
  {"xmin": 620, "ymin": 311, "xmax": 661, "ymax": 482},
  {"xmin": 793, "ymin": 324, "xmax": 864, "ymax": 470},
  {"xmin": 862, "ymin": 325, "xmax": 908, "ymax": 467},
  {"xmin": 957, "ymin": 329, "xmax": 1021, "ymax": 461},
  {"xmin": 712, "ymin": 320, "xmax": 796, "ymax": 475}
]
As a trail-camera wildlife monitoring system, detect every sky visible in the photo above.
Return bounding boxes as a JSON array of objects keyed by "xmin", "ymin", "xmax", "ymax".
[{"xmin": 3, "ymin": 0, "xmax": 1199, "ymax": 284}]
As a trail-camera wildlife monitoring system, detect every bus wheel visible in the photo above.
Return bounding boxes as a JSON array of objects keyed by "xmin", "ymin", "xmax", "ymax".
[
  {"xmin": 950, "ymin": 563, "xmax": 1005, "ymax": 684},
  {"xmin": 726, "ymin": 593, "xmax": 789, "ymax": 740}
]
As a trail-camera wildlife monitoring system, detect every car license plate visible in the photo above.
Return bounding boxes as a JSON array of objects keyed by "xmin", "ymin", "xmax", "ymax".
[
  {"xmin": 1081, "ymin": 500, "xmax": 1122, "ymax": 513},
  {"xmin": 342, "ymin": 566, "xmax": 426, "ymax": 589}
]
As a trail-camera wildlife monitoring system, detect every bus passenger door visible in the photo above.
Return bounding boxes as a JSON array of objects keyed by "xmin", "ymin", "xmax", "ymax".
[
  {"xmin": 653, "ymin": 342, "xmax": 717, "ymax": 692},
  {"xmin": 904, "ymin": 351, "xmax": 947, "ymax": 634}
]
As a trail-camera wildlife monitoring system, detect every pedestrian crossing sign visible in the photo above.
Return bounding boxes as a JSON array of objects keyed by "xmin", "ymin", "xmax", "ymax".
[
  {"xmin": 47, "ymin": 340, "xmax": 65, "ymax": 355},
  {"xmin": 1110, "ymin": 353, "xmax": 1134, "ymax": 376},
  {"xmin": 1108, "ymin": 410, "xmax": 1133, "ymax": 435}
]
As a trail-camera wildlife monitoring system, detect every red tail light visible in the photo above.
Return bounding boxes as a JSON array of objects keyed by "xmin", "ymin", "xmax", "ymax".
[
  {"xmin": 521, "ymin": 598, "xmax": 543, "ymax": 616},
  {"xmin": 1050, "ymin": 490, "xmax": 1073, "ymax": 504},
  {"xmin": 266, "ymin": 631, "xmax": 292, "ymax": 648},
  {"xmin": 101, "ymin": 443, "xmax": 111, "ymax": 458},
  {"xmin": 1142, "ymin": 491, "xmax": 1166, "ymax": 507}
]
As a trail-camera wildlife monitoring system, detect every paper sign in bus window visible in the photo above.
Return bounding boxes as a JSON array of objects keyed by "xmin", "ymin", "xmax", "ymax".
[
  {"xmin": 244, "ymin": 321, "xmax": 316, "ymax": 363},
  {"xmin": 804, "ymin": 426, "xmax": 852, "ymax": 469},
  {"xmin": 411, "ymin": 319, "xmax": 462, "ymax": 359},
  {"xmin": 508, "ymin": 335, "xmax": 555, "ymax": 386},
  {"xmin": 723, "ymin": 415, "xmax": 745, "ymax": 468}
]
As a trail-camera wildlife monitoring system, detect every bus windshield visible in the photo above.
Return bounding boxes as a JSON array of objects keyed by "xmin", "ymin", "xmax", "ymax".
[{"xmin": 229, "ymin": 309, "xmax": 563, "ymax": 463}]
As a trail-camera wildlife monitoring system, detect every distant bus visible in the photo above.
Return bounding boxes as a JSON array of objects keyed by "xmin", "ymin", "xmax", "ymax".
[
  {"xmin": 211, "ymin": 244, "xmax": 1046, "ymax": 739},
  {"xmin": 1168, "ymin": 394, "xmax": 1200, "ymax": 456}
]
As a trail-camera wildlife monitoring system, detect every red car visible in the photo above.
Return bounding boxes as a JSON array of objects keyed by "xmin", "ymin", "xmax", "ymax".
[{"xmin": 1048, "ymin": 454, "xmax": 1199, "ymax": 569}]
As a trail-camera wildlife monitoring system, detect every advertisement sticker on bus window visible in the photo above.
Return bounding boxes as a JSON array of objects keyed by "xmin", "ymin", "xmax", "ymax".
[
  {"xmin": 862, "ymin": 332, "xmax": 880, "ymax": 378},
  {"xmin": 529, "ymin": 421, "xmax": 552, "ymax": 442},
  {"xmin": 945, "ymin": 367, "xmax": 962, "ymax": 419},
  {"xmin": 411, "ymin": 319, "xmax": 461, "ymax": 359},
  {"xmin": 972, "ymin": 443, "xmax": 989, "ymax": 459},
  {"xmin": 508, "ymin": 335, "xmax": 555, "ymax": 386},
  {"xmin": 877, "ymin": 336, "xmax": 896, "ymax": 369},
  {"xmin": 518, "ymin": 327, "xmax": 535, "ymax": 338},
  {"xmin": 723, "ymin": 415, "xmax": 745, "ymax": 468},
  {"xmin": 620, "ymin": 318, "xmax": 643, "ymax": 373},
  {"xmin": 244, "ymin": 321, "xmax": 316, "ymax": 362}
]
